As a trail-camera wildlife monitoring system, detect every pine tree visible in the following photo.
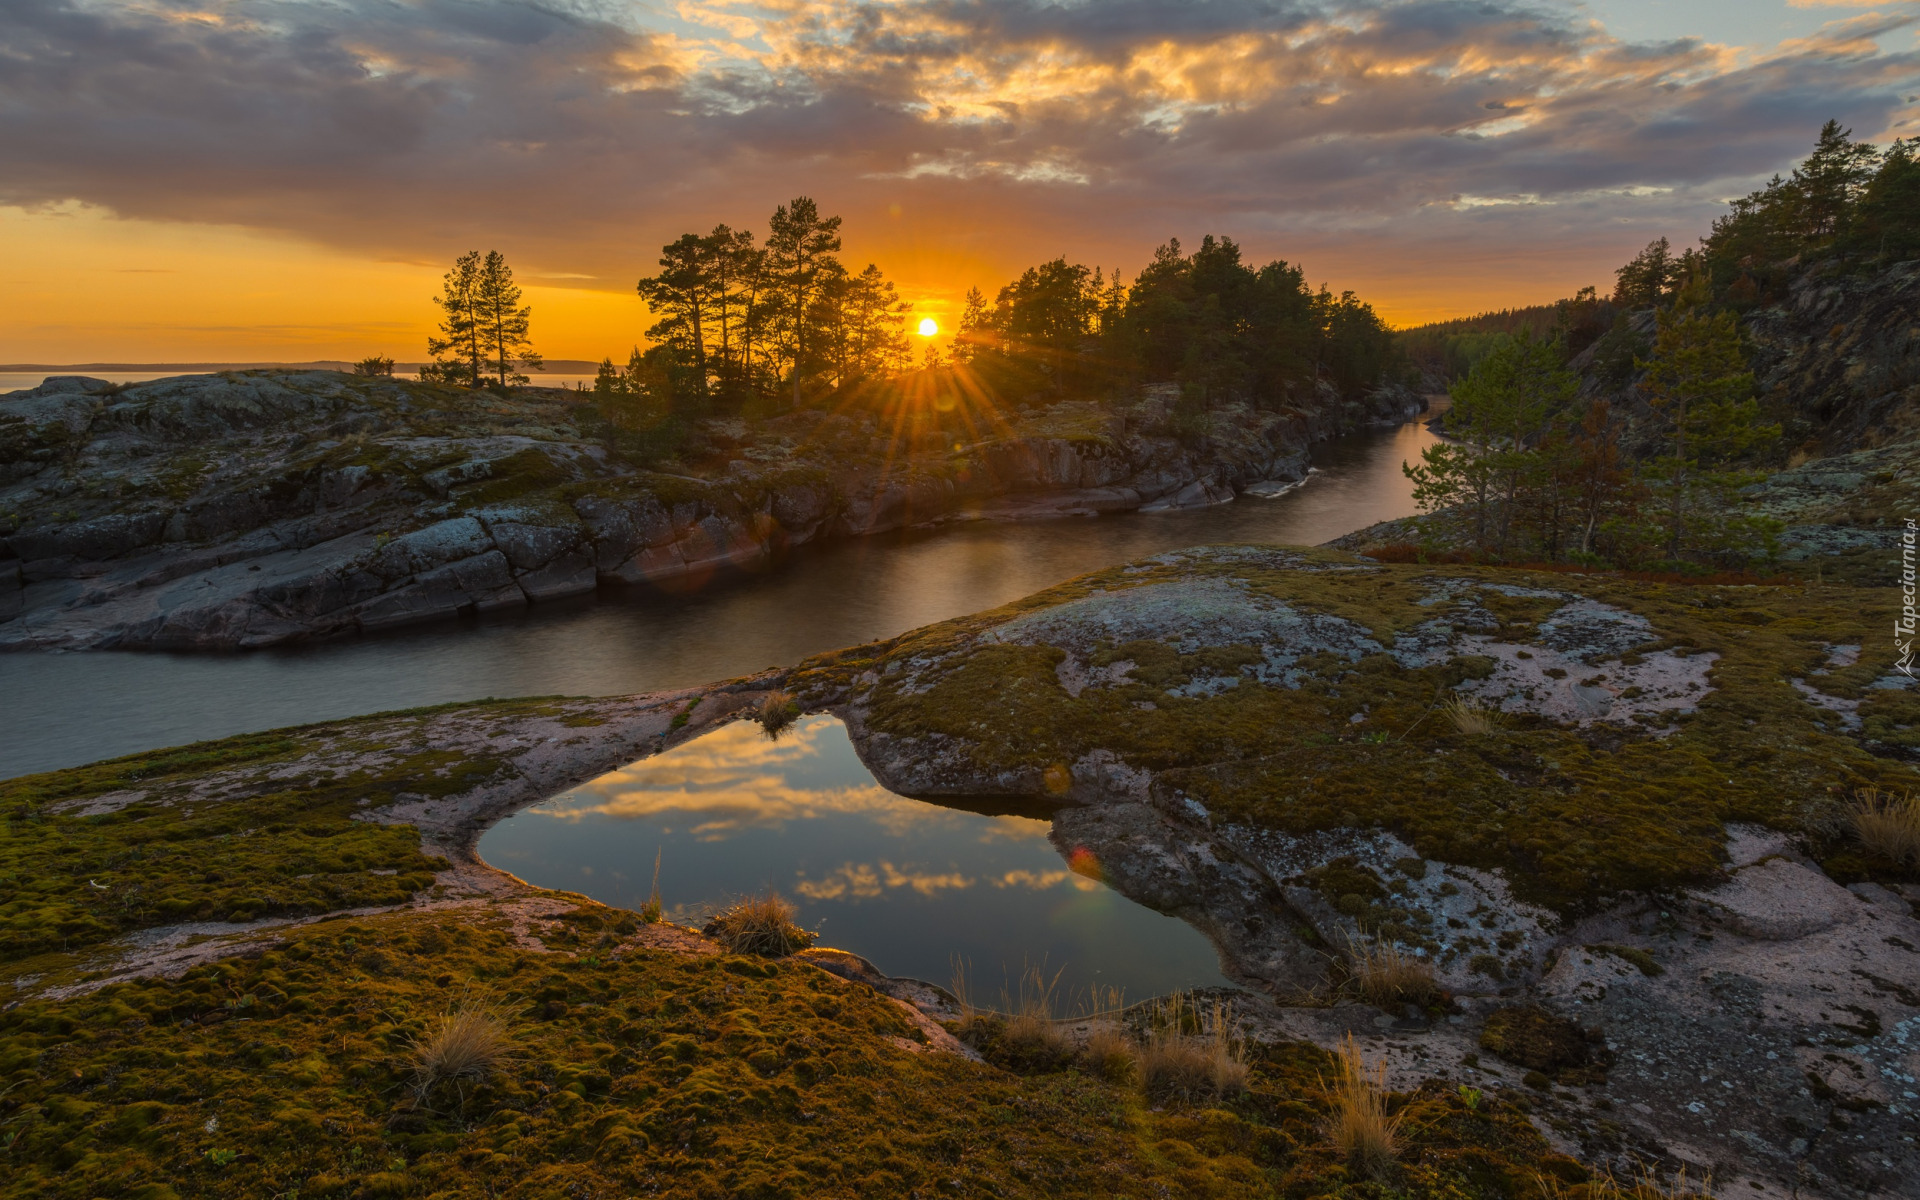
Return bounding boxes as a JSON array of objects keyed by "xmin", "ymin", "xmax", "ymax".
[
  {"xmin": 765, "ymin": 197, "xmax": 843, "ymax": 408},
  {"xmin": 953, "ymin": 287, "xmax": 991, "ymax": 364},
  {"xmin": 475, "ymin": 251, "xmax": 540, "ymax": 387},
  {"xmin": 1611, "ymin": 238, "xmax": 1677, "ymax": 309},
  {"xmin": 1638, "ymin": 274, "xmax": 1778, "ymax": 561},
  {"xmin": 1789, "ymin": 120, "xmax": 1879, "ymax": 242},
  {"xmin": 637, "ymin": 234, "xmax": 713, "ymax": 402},
  {"xmin": 1404, "ymin": 331, "xmax": 1576, "ymax": 555},
  {"xmin": 425, "ymin": 250, "xmax": 485, "ymax": 388}
]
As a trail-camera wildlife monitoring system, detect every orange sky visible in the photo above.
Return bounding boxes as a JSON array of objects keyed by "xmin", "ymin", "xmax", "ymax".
[
  {"xmin": 2, "ymin": 0, "xmax": 1915, "ymax": 364},
  {"xmin": 0, "ymin": 199, "xmax": 1744, "ymax": 363}
]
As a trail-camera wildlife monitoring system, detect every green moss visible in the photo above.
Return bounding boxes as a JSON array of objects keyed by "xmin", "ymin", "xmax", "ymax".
[
  {"xmin": 0, "ymin": 697, "xmax": 607, "ymax": 963},
  {"xmin": 815, "ymin": 553, "xmax": 1920, "ymax": 912},
  {"xmin": 454, "ymin": 448, "xmax": 573, "ymax": 506},
  {"xmin": 0, "ymin": 903, "xmax": 1561, "ymax": 1200}
]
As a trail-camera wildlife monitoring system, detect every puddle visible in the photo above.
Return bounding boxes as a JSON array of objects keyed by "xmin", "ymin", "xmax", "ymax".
[{"xmin": 479, "ymin": 714, "xmax": 1229, "ymax": 1002}]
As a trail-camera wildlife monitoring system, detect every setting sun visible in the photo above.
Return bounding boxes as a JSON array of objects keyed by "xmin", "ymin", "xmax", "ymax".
[{"xmin": 917, "ymin": 317, "xmax": 938, "ymax": 337}]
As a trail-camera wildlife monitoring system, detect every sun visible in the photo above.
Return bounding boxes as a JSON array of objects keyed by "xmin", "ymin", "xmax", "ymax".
[{"xmin": 917, "ymin": 317, "xmax": 938, "ymax": 337}]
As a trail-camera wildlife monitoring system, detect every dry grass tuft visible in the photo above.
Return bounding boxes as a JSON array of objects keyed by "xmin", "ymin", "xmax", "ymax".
[
  {"xmin": 1848, "ymin": 788, "xmax": 1920, "ymax": 867},
  {"xmin": 639, "ymin": 847, "xmax": 664, "ymax": 924},
  {"xmin": 409, "ymin": 996, "xmax": 515, "ymax": 1099},
  {"xmin": 1346, "ymin": 940, "xmax": 1441, "ymax": 1010},
  {"xmin": 758, "ymin": 691, "xmax": 801, "ymax": 738},
  {"xmin": 1536, "ymin": 1162, "xmax": 1714, "ymax": 1200},
  {"xmin": 1001, "ymin": 963, "xmax": 1072, "ymax": 1057},
  {"xmin": 1078, "ymin": 986, "xmax": 1138, "ymax": 1084},
  {"xmin": 1138, "ymin": 993, "xmax": 1247, "ymax": 1104},
  {"xmin": 703, "ymin": 890, "xmax": 815, "ymax": 956},
  {"xmin": 1324, "ymin": 1034, "xmax": 1403, "ymax": 1180},
  {"xmin": 1445, "ymin": 694, "xmax": 1505, "ymax": 737}
]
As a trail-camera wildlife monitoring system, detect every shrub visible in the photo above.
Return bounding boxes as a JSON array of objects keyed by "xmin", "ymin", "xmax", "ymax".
[
  {"xmin": 1346, "ymin": 940, "xmax": 1441, "ymax": 1009},
  {"xmin": 1848, "ymin": 788, "xmax": 1920, "ymax": 867},
  {"xmin": 409, "ymin": 997, "xmax": 514, "ymax": 1099},
  {"xmin": 757, "ymin": 691, "xmax": 801, "ymax": 738},
  {"xmin": 703, "ymin": 891, "xmax": 815, "ymax": 956},
  {"xmin": 1324, "ymin": 1034, "xmax": 1403, "ymax": 1180}
]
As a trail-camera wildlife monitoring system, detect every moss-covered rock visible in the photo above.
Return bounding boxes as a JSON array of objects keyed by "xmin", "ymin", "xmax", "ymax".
[{"xmin": 797, "ymin": 545, "xmax": 1919, "ymax": 993}]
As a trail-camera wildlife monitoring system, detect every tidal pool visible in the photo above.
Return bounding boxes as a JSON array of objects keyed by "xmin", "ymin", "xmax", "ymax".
[{"xmin": 479, "ymin": 713, "xmax": 1230, "ymax": 1003}]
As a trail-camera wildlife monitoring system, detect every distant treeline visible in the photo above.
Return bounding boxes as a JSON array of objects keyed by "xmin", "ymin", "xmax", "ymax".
[{"xmin": 585, "ymin": 212, "xmax": 1400, "ymax": 448}]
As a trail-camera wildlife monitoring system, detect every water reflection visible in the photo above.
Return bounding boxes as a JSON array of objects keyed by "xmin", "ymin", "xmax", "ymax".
[
  {"xmin": 479, "ymin": 714, "xmax": 1230, "ymax": 1001},
  {"xmin": 0, "ymin": 415, "xmax": 1441, "ymax": 778}
]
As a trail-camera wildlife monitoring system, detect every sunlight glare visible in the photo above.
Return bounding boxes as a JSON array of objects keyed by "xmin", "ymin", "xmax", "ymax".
[{"xmin": 917, "ymin": 317, "xmax": 939, "ymax": 337}]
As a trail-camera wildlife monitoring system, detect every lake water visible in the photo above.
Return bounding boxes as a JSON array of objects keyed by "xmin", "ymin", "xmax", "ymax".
[
  {"xmin": 0, "ymin": 414, "xmax": 1440, "ymax": 780},
  {"xmin": 479, "ymin": 713, "xmax": 1230, "ymax": 1002}
]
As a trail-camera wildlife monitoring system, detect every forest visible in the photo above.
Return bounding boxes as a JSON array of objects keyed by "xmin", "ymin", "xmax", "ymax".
[
  {"xmin": 1395, "ymin": 121, "xmax": 1920, "ymax": 572},
  {"xmin": 415, "ymin": 201, "xmax": 1402, "ymax": 462}
]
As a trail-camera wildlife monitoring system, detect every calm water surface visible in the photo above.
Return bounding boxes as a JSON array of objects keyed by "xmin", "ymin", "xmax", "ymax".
[
  {"xmin": 479, "ymin": 714, "xmax": 1229, "ymax": 1000},
  {"xmin": 0, "ymin": 416, "xmax": 1438, "ymax": 779}
]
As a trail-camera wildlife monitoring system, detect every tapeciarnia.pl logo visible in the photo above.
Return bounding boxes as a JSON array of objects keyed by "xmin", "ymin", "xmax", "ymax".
[{"xmin": 1900, "ymin": 518, "xmax": 1917, "ymax": 677}]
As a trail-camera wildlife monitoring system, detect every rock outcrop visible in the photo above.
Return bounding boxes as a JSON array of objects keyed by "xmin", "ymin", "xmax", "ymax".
[
  {"xmin": 793, "ymin": 544, "xmax": 1920, "ymax": 1196},
  {"xmin": 0, "ymin": 371, "xmax": 1423, "ymax": 649}
]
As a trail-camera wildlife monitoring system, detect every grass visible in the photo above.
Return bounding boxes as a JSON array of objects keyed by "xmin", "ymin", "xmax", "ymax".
[
  {"xmin": 1078, "ymin": 987, "xmax": 1138, "ymax": 1084},
  {"xmin": 1848, "ymin": 787, "xmax": 1920, "ymax": 867},
  {"xmin": 1344, "ymin": 939, "xmax": 1441, "ymax": 1009},
  {"xmin": 1323, "ymin": 1033, "xmax": 1405, "ymax": 1180},
  {"xmin": 1001, "ymin": 963, "xmax": 1072, "ymax": 1059},
  {"xmin": 1537, "ymin": 1162, "xmax": 1716, "ymax": 1200},
  {"xmin": 408, "ymin": 995, "xmax": 515, "ymax": 1100},
  {"xmin": 639, "ymin": 846, "xmax": 664, "ymax": 923},
  {"xmin": 702, "ymin": 890, "xmax": 816, "ymax": 956},
  {"xmin": 2, "ymin": 904, "xmax": 1564, "ymax": 1200},
  {"xmin": 757, "ymin": 690, "xmax": 801, "ymax": 738},
  {"xmin": 1137, "ymin": 993, "xmax": 1248, "ymax": 1105},
  {"xmin": 1443, "ymin": 693, "xmax": 1504, "ymax": 737}
]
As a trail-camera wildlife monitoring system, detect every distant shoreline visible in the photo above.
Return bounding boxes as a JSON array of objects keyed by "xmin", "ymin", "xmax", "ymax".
[{"xmin": 0, "ymin": 359, "xmax": 604, "ymax": 374}]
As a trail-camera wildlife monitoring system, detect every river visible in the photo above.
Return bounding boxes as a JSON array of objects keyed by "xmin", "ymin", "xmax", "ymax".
[{"xmin": 0, "ymin": 414, "xmax": 1438, "ymax": 780}]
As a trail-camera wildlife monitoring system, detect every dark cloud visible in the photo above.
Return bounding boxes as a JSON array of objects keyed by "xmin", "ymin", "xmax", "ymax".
[{"xmin": 1, "ymin": 0, "xmax": 1914, "ymax": 298}]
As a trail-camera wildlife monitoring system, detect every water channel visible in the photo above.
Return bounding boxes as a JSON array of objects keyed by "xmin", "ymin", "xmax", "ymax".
[
  {"xmin": 0, "ymin": 414, "xmax": 1439, "ymax": 780},
  {"xmin": 1, "ymin": 413, "xmax": 1441, "ymax": 998}
]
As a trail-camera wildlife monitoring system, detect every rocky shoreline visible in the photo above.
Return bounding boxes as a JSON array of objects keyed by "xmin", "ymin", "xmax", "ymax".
[
  {"xmin": 0, "ymin": 370, "xmax": 1422, "ymax": 651},
  {"xmin": 7, "ymin": 541, "xmax": 1919, "ymax": 1196}
]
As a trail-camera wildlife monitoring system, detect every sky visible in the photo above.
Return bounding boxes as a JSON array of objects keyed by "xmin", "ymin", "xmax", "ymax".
[{"xmin": 2, "ymin": 0, "xmax": 1917, "ymax": 364}]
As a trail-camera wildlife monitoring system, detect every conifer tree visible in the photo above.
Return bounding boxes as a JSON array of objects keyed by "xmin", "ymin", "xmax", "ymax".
[
  {"xmin": 637, "ymin": 234, "xmax": 713, "ymax": 402},
  {"xmin": 476, "ymin": 251, "xmax": 540, "ymax": 387},
  {"xmin": 1638, "ymin": 274, "xmax": 1778, "ymax": 560},
  {"xmin": 426, "ymin": 250, "xmax": 485, "ymax": 388},
  {"xmin": 1405, "ymin": 331, "xmax": 1576, "ymax": 554},
  {"xmin": 765, "ymin": 197, "xmax": 843, "ymax": 407}
]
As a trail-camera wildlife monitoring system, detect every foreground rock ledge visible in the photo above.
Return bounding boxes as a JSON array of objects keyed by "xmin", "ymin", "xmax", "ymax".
[
  {"xmin": 794, "ymin": 544, "xmax": 1920, "ymax": 1198},
  {"xmin": 3, "ymin": 546, "xmax": 1917, "ymax": 1198}
]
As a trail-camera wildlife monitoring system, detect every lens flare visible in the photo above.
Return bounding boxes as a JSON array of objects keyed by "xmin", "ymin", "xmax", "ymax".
[{"xmin": 917, "ymin": 317, "xmax": 938, "ymax": 337}]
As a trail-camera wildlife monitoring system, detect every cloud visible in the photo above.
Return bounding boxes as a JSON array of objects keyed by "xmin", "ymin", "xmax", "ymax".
[{"xmin": 2, "ymin": 0, "xmax": 1915, "ymax": 316}]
